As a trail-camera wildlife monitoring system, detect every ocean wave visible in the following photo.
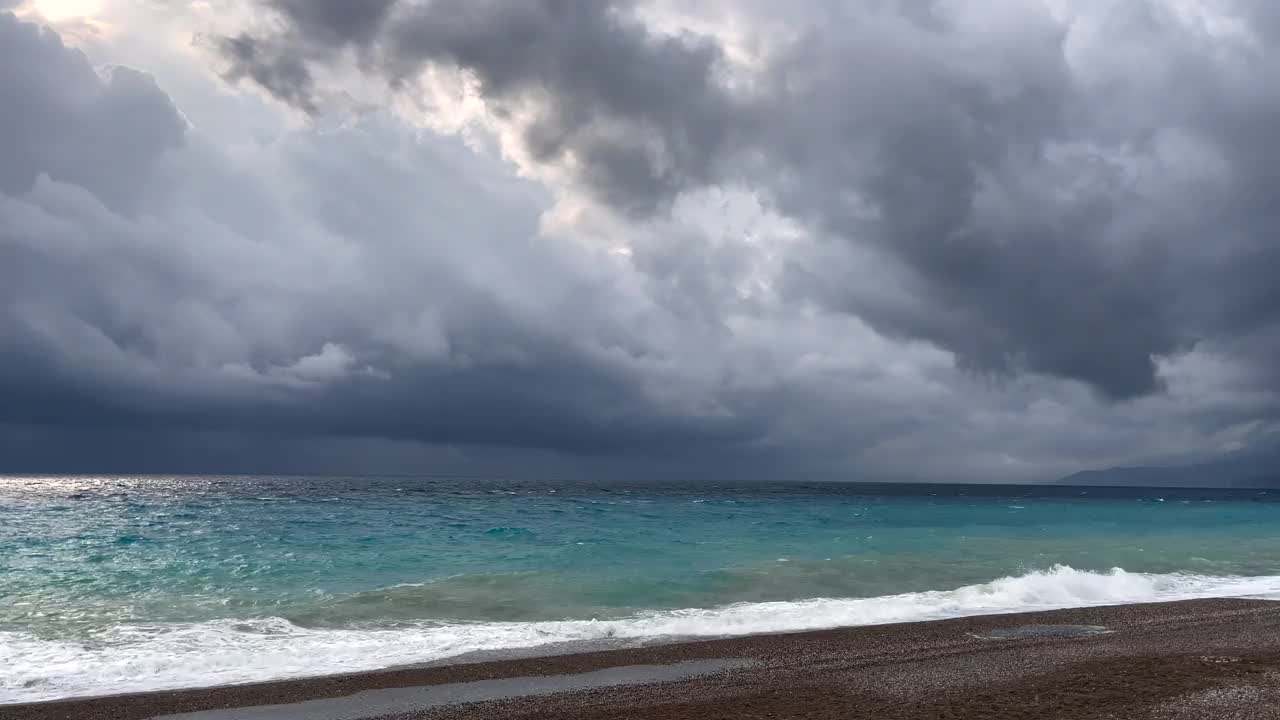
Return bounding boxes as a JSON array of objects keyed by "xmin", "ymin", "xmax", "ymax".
[{"xmin": 4, "ymin": 565, "xmax": 1280, "ymax": 704}]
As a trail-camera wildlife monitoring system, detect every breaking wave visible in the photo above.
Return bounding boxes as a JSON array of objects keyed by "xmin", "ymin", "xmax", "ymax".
[{"xmin": 5, "ymin": 565, "xmax": 1279, "ymax": 703}]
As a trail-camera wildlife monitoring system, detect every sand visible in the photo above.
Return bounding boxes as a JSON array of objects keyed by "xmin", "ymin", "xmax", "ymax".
[{"xmin": 7, "ymin": 598, "xmax": 1280, "ymax": 720}]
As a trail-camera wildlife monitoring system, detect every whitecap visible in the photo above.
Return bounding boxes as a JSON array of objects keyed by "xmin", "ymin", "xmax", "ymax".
[{"xmin": 5, "ymin": 566, "xmax": 1280, "ymax": 704}]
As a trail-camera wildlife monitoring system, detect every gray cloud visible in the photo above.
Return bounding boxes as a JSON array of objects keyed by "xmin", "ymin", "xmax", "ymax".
[
  {"xmin": 0, "ymin": 10, "xmax": 781, "ymax": 476},
  {"xmin": 0, "ymin": 14, "xmax": 186, "ymax": 211},
  {"xmin": 215, "ymin": 0, "xmax": 396, "ymax": 115},
  {"xmin": 217, "ymin": 0, "xmax": 1280, "ymax": 402},
  {"xmin": 270, "ymin": 0, "xmax": 397, "ymax": 46},
  {"xmin": 223, "ymin": 0, "xmax": 743, "ymax": 214},
  {"xmin": 2, "ymin": 4, "xmax": 1278, "ymax": 481},
  {"xmin": 217, "ymin": 33, "xmax": 321, "ymax": 115}
]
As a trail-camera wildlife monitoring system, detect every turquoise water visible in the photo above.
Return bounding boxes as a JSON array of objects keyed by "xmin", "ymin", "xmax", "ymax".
[{"xmin": 3, "ymin": 476, "xmax": 1280, "ymax": 702}]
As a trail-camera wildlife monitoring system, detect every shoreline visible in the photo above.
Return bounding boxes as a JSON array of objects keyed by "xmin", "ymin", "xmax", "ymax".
[{"xmin": 7, "ymin": 598, "xmax": 1280, "ymax": 719}]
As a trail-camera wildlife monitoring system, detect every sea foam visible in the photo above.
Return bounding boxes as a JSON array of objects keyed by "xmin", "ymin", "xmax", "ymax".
[{"xmin": 4, "ymin": 565, "xmax": 1279, "ymax": 704}]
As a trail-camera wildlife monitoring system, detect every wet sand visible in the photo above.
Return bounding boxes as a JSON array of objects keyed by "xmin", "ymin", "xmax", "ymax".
[{"xmin": 8, "ymin": 598, "xmax": 1280, "ymax": 720}]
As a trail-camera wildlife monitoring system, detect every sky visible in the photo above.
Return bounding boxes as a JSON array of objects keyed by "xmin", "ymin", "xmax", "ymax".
[{"xmin": 1, "ymin": 0, "xmax": 1278, "ymax": 482}]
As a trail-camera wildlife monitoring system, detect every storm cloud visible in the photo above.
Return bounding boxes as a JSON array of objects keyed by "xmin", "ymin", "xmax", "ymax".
[
  {"xmin": 1, "ymin": 2, "xmax": 1278, "ymax": 481},
  {"xmin": 0, "ymin": 12, "xmax": 761, "ymax": 462},
  {"xmin": 217, "ymin": 0, "xmax": 1280, "ymax": 400}
]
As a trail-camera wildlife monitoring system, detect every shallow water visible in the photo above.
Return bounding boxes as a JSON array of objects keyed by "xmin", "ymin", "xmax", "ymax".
[
  {"xmin": 3, "ymin": 475, "xmax": 1278, "ymax": 702},
  {"xmin": 152, "ymin": 659, "xmax": 754, "ymax": 720}
]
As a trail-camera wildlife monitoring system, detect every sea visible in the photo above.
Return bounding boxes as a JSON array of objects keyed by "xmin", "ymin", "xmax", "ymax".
[{"xmin": 3, "ymin": 475, "xmax": 1280, "ymax": 704}]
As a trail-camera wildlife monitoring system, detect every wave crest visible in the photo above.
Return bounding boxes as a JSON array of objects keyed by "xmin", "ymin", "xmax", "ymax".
[{"xmin": 4, "ymin": 565, "xmax": 1279, "ymax": 704}]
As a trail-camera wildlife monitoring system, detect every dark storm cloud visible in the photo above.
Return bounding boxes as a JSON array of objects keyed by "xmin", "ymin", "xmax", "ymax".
[
  {"xmin": 219, "ymin": 0, "xmax": 1280, "ymax": 401},
  {"xmin": 216, "ymin": 0, "xmax": 396, "ymax": 115},
  {"xmin": 387, "ymin": 0, "xmax": 739, "ymax": 214},
  {"xmin": 0, "ymin": 10, "xmax": 779, "ymax": 474},
  {"xmin": 0, "ymin": 14, "xmax": 186, "ymax": 210},
  {"xmin": 220, "ymin": 0, "xmax": 740, "ymax": 214},
  {"xmin": 268, "ymin": 0, "xmax": 397, "ymax": 46},
  {"xmin": 754, "ymin": 10, "xmax": 1169, "ymax": 398},
  {"xmin": 4, "ymin": 4, "xmax": 1280, "ymax": 481},
  {"xmin": 217, "ymin": 33, "xmax": 320, "ymax": 115}
]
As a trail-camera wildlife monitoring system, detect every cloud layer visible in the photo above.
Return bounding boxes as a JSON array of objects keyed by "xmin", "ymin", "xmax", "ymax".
[{"xmin": 1, "ymin": 2, "xmax": 1278, "ymax": 480}]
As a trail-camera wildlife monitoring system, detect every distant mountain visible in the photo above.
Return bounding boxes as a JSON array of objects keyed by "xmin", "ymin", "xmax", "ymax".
[{"xmin": 1056, "ymin": 454, "xmax": 1280, "ymax": 489}]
